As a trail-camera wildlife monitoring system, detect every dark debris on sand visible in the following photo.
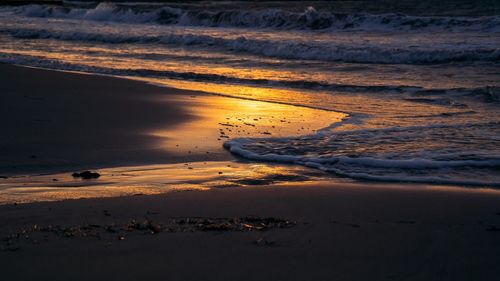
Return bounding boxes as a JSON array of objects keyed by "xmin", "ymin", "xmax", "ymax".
[
  {"xmin": 71, "ymin": 171, "xmax": 100, "ymax": 179},
  {"xmin": 0, "ymin": 217, "xmax": 296, "ymax": 251}
]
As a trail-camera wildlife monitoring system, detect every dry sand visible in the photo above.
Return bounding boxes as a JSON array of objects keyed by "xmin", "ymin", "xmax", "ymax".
[{"xmin": 1, "ymin": 184, "xmax": 500, "ymax": 281}]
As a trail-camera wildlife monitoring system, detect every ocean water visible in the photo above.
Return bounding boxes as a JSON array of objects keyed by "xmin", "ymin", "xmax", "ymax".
[{"xmin": 0, "ymin": 1, "xmax": 498, "ymax": 187}]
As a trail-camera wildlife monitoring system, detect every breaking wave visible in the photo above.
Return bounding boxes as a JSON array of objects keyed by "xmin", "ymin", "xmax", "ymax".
[
  {"xmin": 224, "ymin": 122, "xmax": 500, "ymax": 187},
  {"xmin": 1, "ymin": 51, "xmax": 498, "ymax": 105},
  {"xmin": 1, "ymin": 3, "xmax": 499, "ymax": 187},
  {"xmin": 4, "ymin": 3, "xmax": 500, "ymax": 32},
  {"xmin": 4, "ymin": 27, "xmax": 500, "ymax": 64}
]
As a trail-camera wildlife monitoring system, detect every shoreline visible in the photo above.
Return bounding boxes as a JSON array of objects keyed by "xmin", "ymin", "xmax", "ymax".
[
  {"xmin": 1, "ymin": 63, "xmax": 498, "ymax": 205},
  {"xmin": 0, "ymin": 63, "xmax": 341, "ymax": 175},
  {"xmin": 1, "ymin": 64, "xmax": 500, "ymax": 280},
  {"xmin": 0, "ymin": 63, "xmax": 347, "ymax": 204}
]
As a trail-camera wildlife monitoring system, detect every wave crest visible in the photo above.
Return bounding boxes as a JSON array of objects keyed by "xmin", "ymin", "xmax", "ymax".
[
  {"xmin": 224, "ymin": 122, "xmax": 500, "ymax": 186},
  {"xmin": 5, "ymin": 3, "xmax": 500, "ymax": 32},
  {"xmin": 4, "ymin": 27, "xmax": 500, "ymax": 64}
]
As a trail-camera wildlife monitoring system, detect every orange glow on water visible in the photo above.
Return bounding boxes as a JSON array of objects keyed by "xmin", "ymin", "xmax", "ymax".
[{"xmin": 150, "ymin": 90, "xmax": 345, "ymax": 155}]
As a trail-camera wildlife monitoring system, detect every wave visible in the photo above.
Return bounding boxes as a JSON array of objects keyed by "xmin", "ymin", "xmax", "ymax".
[
  {"xmin": 5, "ymin": 3, "xmax": 500, "ymax": 32},
  {"xmin": 223, "ymin": 121, "xmax": 500, "ymax": 187},
  {"xmin": 225, "ymin": 140, "xmax": 500, "ymax": 186},
  {"xmin": 4, "ymin": 27, "xmax": 500, "ymax": 64},
  {"xmin": 1, "ymin": 51, "xmax": 498, "ymax": 105}
]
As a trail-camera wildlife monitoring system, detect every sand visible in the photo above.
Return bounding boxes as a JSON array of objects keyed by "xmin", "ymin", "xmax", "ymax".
[
  {"xmin": 1, "ymin": 184, "xmax": 500, "ymax": 281},
  {"xmin": 0, "ymin": 64, "xmax": 341, "ymax": 176},
  {"xmin": 0, "ymin": 63, "xmax": 200, "ymax": 174},
  {"xmin": 1, "ymin": 64, "xmax": 500, "ymax": 281},
  {"xmin": 0, "ymin": 63, "xmax": 343, "ymax": 204}
]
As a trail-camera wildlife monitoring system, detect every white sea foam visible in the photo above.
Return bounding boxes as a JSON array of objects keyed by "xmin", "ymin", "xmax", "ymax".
[
  {"xmin": 4, "ymin": 3, "xmax": 500, "ymax": 32},
  {"xmin": 224, "ymin": 121, "xmax": 500, "ymax": 187},
  {"xmin": 0, "ymin": 51, "xmax": 497, "ymax": 107},
  {"xmin": 3, "ymin": 27, "xmax": 499, "ymax": 64}
]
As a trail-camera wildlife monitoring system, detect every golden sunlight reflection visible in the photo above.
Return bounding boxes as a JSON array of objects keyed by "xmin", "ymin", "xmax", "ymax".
[
  {"xmin": 140, "ymin": 77, "xmax": 464, "ymax": 132},
  {"xmin": 0, "ymin": 76, "xmax": 346, "ymax": 205},
  {"xmin": 150, "ymin": 88, "xmax": 346, "ymax": 155},
  {"xmin": 5, "ymin": 46, "xmax": 467, "ymax": 133},
  {"xmin": 0, "ymin": 161, "xmax": 327, "ymax": 204},
  {"xmin": 1, "ymin": 161, "xmax": 498, "ymax": 205}
]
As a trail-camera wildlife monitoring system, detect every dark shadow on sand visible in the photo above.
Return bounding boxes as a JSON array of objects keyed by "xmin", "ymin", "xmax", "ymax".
[{"xmin": 0, "ymin": 64, "xmax": 198, "ymax": 174}]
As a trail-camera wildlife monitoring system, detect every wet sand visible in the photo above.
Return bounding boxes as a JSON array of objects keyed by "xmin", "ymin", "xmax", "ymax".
[
  {"xmin": 0, "ymin": 64, "xmax": 341, "ymax": 176},
  {"xmin": 0, "ymin": 63, "xmax": 343, "ymax": 204},
  {"xmin": 0, "ymin": 63, "xmax": 199, "ymax": 174}
]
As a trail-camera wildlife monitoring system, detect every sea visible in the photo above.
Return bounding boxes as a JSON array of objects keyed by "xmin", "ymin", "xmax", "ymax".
[{"xmin": 0, "ymin": 1, "xmax": 499, "ymax": 187}]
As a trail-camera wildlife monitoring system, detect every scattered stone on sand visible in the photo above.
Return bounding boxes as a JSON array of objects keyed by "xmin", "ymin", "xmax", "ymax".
[
  {"xmin": 71, "ymin": 171, "xmax": 100, "ymax": 179},
  {"xmin": 198, "ymin": 221, "xmax": 232, "ymax": 231},
  {"xmin": 0, "ymin": 217, "xmax": 296, "ymax": 249},
  {"xmin": 126, "ymin": 220, "xmax": 163, "ymax": 234}
]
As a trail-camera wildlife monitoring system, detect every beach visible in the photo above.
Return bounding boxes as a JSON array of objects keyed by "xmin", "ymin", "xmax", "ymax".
[
  {"xmin": 0, "ymin": 64, "xmax": 500, "ymax": 280},
  {"xmin": 0, "ymin": 1, "xmax": 499, "ymax": 279},
  {"xmin": 0, "ymin": 64, "xmax": 343, "ymax": 203},
  {"xmin": 0, "ymin": 64, "xmax": 342, "ymax": 175}
]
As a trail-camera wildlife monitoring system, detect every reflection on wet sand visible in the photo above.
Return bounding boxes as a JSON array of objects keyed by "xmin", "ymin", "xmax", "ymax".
[
  {"xmin": 0, "ymin": 70, "xmax": 346, "ymax": 204},
  {"xmin": 152, "ymin": 92, "xmax": 345, "ymax": 156},
  {"xmin": 0, "ymin": 161, "xmax": 331, "ymax": 204}
]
